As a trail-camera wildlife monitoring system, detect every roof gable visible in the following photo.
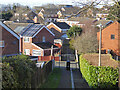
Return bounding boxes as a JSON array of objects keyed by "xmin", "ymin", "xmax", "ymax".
[
  {"xmin": 32, "ymin": 26, "xmax": 55, "ymax": 38},
  {"xmin": 100, "ymin": 21, "xmax": 119, "ymax": 32},
  {"xmin": 47, "ymin": 22, "xmax": 63, "ymax": 32},
  {"xmin": 0, "ymin": 22, "xmax": 20, "ymax": 40}
]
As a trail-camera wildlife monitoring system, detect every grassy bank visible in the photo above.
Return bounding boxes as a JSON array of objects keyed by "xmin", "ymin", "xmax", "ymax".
[{"xmin": 40, "ymin": 68, "xmax": 61, "ymax": 88}]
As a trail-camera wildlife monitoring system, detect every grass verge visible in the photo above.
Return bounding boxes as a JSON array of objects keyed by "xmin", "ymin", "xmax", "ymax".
[{"xmin": 40, "ymin": 68, "xmax": 61, "ymax": 88}]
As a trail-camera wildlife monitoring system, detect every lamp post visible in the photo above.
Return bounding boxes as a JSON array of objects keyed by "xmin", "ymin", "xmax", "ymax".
[
  {"xmin": 99, "ymin": 23, "xmax": 102, "ymax": 66},
  {"xmin": 98, "ymin": 23, "xmax": 102, "ymax": 87}
]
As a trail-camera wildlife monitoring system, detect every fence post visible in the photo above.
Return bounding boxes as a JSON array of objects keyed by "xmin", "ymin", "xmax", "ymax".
[{"xmin": 52, "ymin": 59, "xmax": 55, "ymax": 71}]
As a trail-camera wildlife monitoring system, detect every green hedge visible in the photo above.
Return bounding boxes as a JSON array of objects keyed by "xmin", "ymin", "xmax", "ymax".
[
  {"xmin": 80, "ymin": 54, "xmax": 119, "ymax": 88},
  {"xmin": 2, "ymin": 55, "xmax": 37, "ymax": 88}
]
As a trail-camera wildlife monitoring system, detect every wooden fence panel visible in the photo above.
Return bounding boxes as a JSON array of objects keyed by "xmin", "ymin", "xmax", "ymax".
[{"xmin": 31, "ymin": 60, "xmax": 53, "ymax": 88}]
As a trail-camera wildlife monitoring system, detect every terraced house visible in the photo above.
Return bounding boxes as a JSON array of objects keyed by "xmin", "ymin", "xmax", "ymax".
[
  {"xmin": 97, "ymin": 21, "xmax": 120, "ymax": 59},
  {"xmin": 20, "ymin": 24, "xmax": 60, "ymax": 61}
]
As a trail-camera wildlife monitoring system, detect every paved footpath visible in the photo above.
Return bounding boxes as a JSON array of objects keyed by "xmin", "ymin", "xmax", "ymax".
[
  {"xmin": 57, "ymin": 67, "xmax": 71, "ymax": 88},
  {"xmin": 72, "ymin": 69, "xmax": 90, "ymax": 89},
  {"xmin": 55, "ymin": 61, "xmax": 90, "ymax": 89}
]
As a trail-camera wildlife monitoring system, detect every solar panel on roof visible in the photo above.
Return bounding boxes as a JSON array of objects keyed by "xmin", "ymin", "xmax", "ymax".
[
  {"xmin": 14, "ymin": 26, "xmax": 25, "ymax": 34},
  {"xmin": 20, "ymin": 24, "xmax": 32, "ymax": 35},
  {"xmin": 21, "ymin": 24, "xmax": 44, "ymax": 37}
]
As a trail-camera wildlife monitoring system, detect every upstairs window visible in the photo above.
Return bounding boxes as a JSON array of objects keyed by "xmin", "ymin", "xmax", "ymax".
[
  {"xmin": 24, "ymin": 37, "xmax": 29, "ymax": 42},
  {"xmin": 111, "ymin": 34, "xmax": 115, "ymax": 40},
  {"xmin": 0, "ymin": 41, "xmax": 4, "ymax": 47},
  {"xmin": 42, "ymin": 36, "xmax": 45, "ymax": 42}
]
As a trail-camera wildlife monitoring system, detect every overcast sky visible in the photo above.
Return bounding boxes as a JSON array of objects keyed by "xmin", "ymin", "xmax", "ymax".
[
  {"xmin": 0, "ymin": 0, "xmax": 76, "ymax": 7},
  {"xmin": 0, "ymin": 0, "xmax": 114, "ymax": 7}
]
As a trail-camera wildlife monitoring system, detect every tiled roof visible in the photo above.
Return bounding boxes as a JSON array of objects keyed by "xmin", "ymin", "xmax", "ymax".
[
  {"xmin": 4, "ymin": 21, "xmax": 30, "ymax": 30},
  {"xmin": 35, "ymin": 42, "xmax": 58, "ymax": 49},
  {"xmin": 53, "ymin": 22, "xmax": 70, "ymax": 29},
  {"xmin": 118, "ymin": 20, "xmax": 120, "ymax": 23}
]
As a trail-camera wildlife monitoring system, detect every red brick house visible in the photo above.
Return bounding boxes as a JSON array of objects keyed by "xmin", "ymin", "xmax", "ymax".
[
  {"xmin": 20, "ymin": 24, "xmax": 60, "ymax": 61},
  {"xmin": 97, "ymin": 21, "xmax": 120, "ymax": 57},
  {"xmin": 0, "ymin": 22, "xmax": 20, "ymax": 57}
]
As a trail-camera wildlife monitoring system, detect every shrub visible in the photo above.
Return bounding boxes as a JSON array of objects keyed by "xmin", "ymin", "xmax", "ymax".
[
  {"xmin": 2, "ymin": 55, "xmax": 36, "ymax": 88},
  {"xmin": 67, "ymin": 25, "xmax": 82, "ymax": 38},
  {"xmin": 80, "ymin": 54, "xmax": 119, "ymax": 88},
  {"xmin": 2, "ymin": 63, "xmax": 18, "ymax": 88}
]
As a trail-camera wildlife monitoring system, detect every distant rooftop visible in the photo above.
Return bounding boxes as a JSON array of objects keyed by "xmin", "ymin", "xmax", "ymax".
[{"xmin": 53, "ymin": 22, "xmax": 70, "ymax": 29}]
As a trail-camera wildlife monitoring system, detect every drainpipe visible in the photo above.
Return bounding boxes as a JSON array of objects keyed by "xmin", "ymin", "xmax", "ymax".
[
  {"xmin": 99, "ymin": 23, "xmax": 102, "ymax": 66},
  {"xmin": 118, "ymin": 61, "xmax": 120, "ymax": 90}
]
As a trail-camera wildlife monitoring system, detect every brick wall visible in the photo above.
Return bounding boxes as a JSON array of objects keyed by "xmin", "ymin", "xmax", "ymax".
[
  {"xmin": 38, "ymin": 56, "xmax": 59, "ymax": 61},
  {"xmin": 32, "ymin": 27, "xmax": 54, "ymax": 44},
  {"xmin": 97, "ymin": 21, "xmax": 120, "ymax": 56},
  {"xmin": 21, "ymin": 37, "xmax": 44, "ymax": 56},
  {"xmin": 0, "ymin": 26, "xmax": 19, "ymax": 56}
]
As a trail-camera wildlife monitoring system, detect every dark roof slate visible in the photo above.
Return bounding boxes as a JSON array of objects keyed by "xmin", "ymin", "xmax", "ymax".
[
  {"xmin": 35, "ymin": 42, "xmax": 58, "ymax": 49},
  {"xmin": 53, "ymin": 22, "xmax": 70, "ymax": 29}
]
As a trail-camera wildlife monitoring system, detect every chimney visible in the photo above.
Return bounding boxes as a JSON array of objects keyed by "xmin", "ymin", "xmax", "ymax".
[{"xmin": 34, "ymin": 16, "xmax": 38, "ymax": 23}]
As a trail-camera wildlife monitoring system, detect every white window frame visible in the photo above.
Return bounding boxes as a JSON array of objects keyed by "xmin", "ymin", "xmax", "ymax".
[
  {"xmin": 62, "ymin": 29, "xmax": 68, "ymax": 33},
  {"xmin": 24, "ymin": 37, "xmax": 30, "ymax": 43},
  {"xmin": 42, "ymin": 36, "xmax": 45, "ymax": 42},
  {"xmin": 24, "ymin": 49, "xmax": 30, "ymax": 55},
  {"xmin": 0, "ymin": 41, "xmax": 4, "ymax": 47},
  {"xmin": 32, "ymin": 49, "xmax": 41, "ymax": 56}
]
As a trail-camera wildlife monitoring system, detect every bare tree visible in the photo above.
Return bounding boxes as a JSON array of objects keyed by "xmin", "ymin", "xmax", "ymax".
[
  {"xmin": 70, "ymin": 20, "xmax": 98, "ymax": 54},
  {"xmin": 69, "ymin": 0, "xmax": 120, "ymax": 20},
  {"xmin": 68, "ymin": 0, "xmax": 102, "ymax": 18}
]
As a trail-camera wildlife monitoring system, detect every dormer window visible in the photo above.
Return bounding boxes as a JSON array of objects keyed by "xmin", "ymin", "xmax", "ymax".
[{"xmin": 42, "ymin": 36, "xmax": 45, "ymax": 42}]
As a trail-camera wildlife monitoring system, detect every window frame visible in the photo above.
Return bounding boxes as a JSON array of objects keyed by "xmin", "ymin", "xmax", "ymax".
[
  {"xmin": 42, "ymin": 36, "xmax": 45, "ymax": 42},
  {"xmin": 0, "ymin": 41, "xmax": 4, "ymax": 47},
  {"xmin": 111, "ymin": 34, "xmax": 115, "ymax": 40},
  {"xmin": 24, "ymin": 49, "xmax": 30, "ymax": 55},
  {"xmin": 24, "ymin": 37, "xmax": 30, "ymax": 43}
]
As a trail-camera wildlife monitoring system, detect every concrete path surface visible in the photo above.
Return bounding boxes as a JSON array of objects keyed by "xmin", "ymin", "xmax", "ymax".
[
  {"xmin": 72, "ymin": 69, "xmax": 90, "ymax": 89},
  {"xmin": 55, "ymin": 61, "xmax": 90, "ymax": 89},
  {"xmin": 57, "ymin": 67, "xmax": 71, "ymax": 88}
]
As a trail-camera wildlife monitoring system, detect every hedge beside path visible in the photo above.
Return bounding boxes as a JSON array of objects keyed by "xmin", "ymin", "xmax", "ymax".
[{"xmin": 80, "ymin": 54, "xmax": 119, "ymax": 88}]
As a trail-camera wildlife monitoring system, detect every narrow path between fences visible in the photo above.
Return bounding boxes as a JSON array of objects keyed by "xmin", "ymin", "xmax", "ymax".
[
  {"xmin": 57, "ymin": 67, "xmax": 71, "ymax": 88},
  {"xmin": 55, "ymin": 61, "xmax": 90, "ymax": 89}
]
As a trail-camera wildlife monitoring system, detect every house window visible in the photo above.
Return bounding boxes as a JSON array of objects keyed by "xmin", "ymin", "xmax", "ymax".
[
  {"xmin": 42, "ymin": 36, "xmax": 45, "ymax": 42},
  {"xmin": 0, "ymin": 41, "xmax": 4, "ymax": 47},
  {"xmin": 24, "ymin": 49, "xmax": 30, "ymax": 55},
  {"xmin": 111, "ymin": 34, "xmax": 115, "ymax": 39},
  {"xmin": 24, "ymin": 37, "xmax": 29, "ymax": 42}
]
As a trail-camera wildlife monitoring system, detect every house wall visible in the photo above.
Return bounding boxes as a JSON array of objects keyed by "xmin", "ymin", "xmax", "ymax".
[
  {"xmin": 22, "ymin": 37, "xmax": 44, "ymax": 56},
  {"xmin": 32, "ymin": 27, "xmax": 54, "ymax": 44},
  {"xmin": 47, "ymin": 23, "xmax": 62, "ymax": 33},
  {"xmin": 0, "ymin": 26, "xmax": 19, "ymax": 56},
  {"xmin": 97, "ymin": 21, "xmax": 120, "ymax": 56},
  {"xmin": 118, "ymin": 23, "xmax": 120, "ymax": 55}
]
